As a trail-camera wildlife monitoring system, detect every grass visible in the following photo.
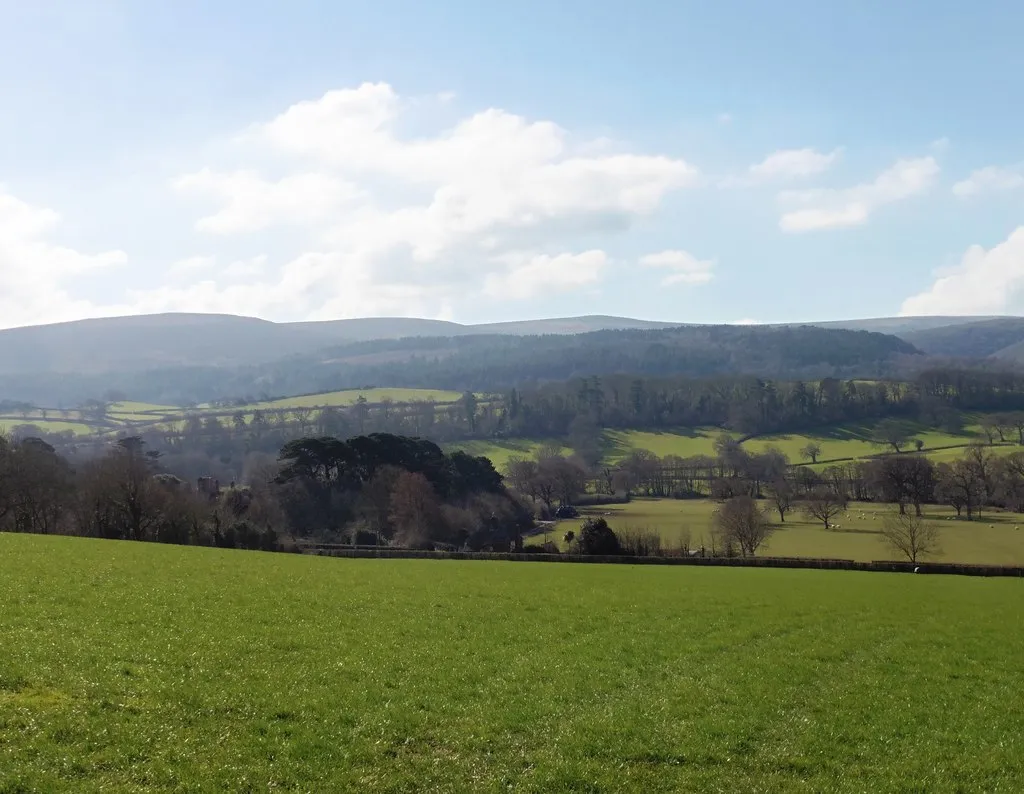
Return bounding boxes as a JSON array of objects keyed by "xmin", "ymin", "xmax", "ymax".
[
  {"xmin": 2, "ymin": 534, "xmax": 1023, "ymax": 792},
  {"xmin": 544, "ymin": 498, "xmax": 1024, "ymax": 565},
  {"xmin": 451, "ymin": 439, "xmax": 574, "ymax": 471},
  {"xmin": 0, "ymin": 419, "xmax": 95, "ymax": 435},
  {"xmin": 220, "ymin": 388, "xmax": 468, "ymax": 412},
  {"xmin": 603, "ymin": 428, "xmax": 731, "ymax": 462}
]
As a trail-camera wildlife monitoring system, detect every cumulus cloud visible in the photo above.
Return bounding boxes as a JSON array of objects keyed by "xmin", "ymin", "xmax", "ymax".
[
  {"xmin": 0, "ymin": 188, "xmax": 127, "ymax": 328},
  {"xmin": 639, "ymin": 250, "xmax": 716, "ymax": 286},
  {"xmin": 952, "ymin": 166, "xmax": 1024, "ymax": 198},
  {"xmin": 900, "ymin": 227, "xmax": 1024, "ymax": 316},
  {"xmin": 483, "ymin": 250, "xmax": 609, "ymax": 300},
  {"xmin": 157, "ymin": 81, "xmax": 700, "ymax": 318},
  {"xmin": 778, "ymin": 156, "xmax": 939, "ymax": 232},
  {"xmin": 749, "ymin": 148, "xmax": 839, "ymax": 181},
  {"xmin": 172, "ymin": 169, "xmax": 362, "ymax": 233}
]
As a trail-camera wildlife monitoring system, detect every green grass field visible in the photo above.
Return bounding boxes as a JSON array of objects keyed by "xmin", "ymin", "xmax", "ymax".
[
  {"xmin": 604, "ymin": 428, "xmax": 730, "ymax": 462},
  {"xmin": 2, "ymin": 534, "xmax": 1023, "ymax": 792},
  {"xmin": 451, "ymin": 439, "xmax": 574, "ymax": 471},
  {"xmin": 542, "ymin": 498, "xmax": 1024, "ymax": 565},
  {"xmin": 0, "ymin": 418, "xmax": 96, "ymax": 435},
  {"xmin": 220, "ymin": 388, "xmax": 468, "ymax": 412}
]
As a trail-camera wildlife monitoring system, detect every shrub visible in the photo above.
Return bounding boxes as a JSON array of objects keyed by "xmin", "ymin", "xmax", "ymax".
[{"xmin": 574, "ymin": 517, "xmax": 621, "ymax": 556}]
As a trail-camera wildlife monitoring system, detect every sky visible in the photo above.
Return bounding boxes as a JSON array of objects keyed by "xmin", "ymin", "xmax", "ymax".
[{"xmin": 1, "ymin": 0, "xmax": 1023, "ymax": 330}]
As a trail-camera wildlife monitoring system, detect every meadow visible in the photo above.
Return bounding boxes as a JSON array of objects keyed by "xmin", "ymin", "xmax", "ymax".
[
  {"xmin": 541, "ymin": 498, "xmax": 1024, "ymax": 565},
  {"xmin": 2, "ymin": 534, "xmax": 1023, "ymax": 792},
  {"xmin": 0, "ymin": 390, "xmax": 470, "ymax": 437}
]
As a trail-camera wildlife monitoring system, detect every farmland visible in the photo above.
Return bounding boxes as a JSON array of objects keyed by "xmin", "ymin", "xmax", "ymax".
[
  {"xmin": 541, "ymin": 498, "xmax": 1024, "ymax": 565},
  {"xmin": 2, "ymin": 533, "xmax": 1023, "ymax": 792},
  {"xmin": 0, "ymin": 389, "xmax": 470, "ymax": 437}
]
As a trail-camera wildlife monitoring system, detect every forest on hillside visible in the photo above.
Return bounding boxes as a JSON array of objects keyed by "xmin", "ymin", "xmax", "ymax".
[{"xmin": 0, "ymin": 324, "xmax": 922, "ymax": 405}]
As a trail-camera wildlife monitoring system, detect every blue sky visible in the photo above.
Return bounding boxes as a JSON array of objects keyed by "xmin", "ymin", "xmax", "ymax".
[{"xmin": 1, "ymin": 0, "xmax": 1023, "ymax": 328}]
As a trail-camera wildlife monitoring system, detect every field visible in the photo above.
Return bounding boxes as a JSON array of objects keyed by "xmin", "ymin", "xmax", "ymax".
[
  {"xmin": 0, "ymin": 390, "xmax": 470, "ymax": 437},
  {"xmin": 219, "ymin": 388, "xmax": 467, "ymax": 412},
  {"xmin": 465, "ymin": 420, "xmax": 1017, "ymax": 473},
  {"xmin": 451, "ymin": 439, "xmax": 574, "ymax": 471},
  {"xmin": 1, "ymin": 534, "xmax": 1022, "ymax": 792},
  {"xmin": 540, "ymin": 498, "xmax": 1024, "ymax": 565}
]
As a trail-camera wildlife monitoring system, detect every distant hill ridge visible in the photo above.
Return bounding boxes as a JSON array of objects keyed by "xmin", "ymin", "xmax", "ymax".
[{"xmin": 0, "ymin": 310, "xmax": 1020, "ymax": 408}]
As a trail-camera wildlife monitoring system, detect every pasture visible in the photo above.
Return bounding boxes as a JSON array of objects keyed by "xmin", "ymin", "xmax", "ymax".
[
  {"xmin": 2, "ymin": 534, "xmax": 1023, "ymax": 792},
  {"xmin": 219, "ymin": 387, "xmax": 468, "ymax": 412},
  {"xmin": 544, "ymin": 498, "xmax": 1024, "ymax": 565}
]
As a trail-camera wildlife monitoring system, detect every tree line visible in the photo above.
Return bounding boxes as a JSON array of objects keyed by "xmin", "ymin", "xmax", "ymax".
[{"xmin": 0, "ymin": 432, "xmax": 532, "ymax": 554}]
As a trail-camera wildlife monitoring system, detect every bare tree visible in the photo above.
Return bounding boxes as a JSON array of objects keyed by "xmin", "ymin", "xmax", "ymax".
[
  {"xmin": 503, "ymin": 456, "xmax": 539, "ymax": 500},
  {"xmin": 713, "ymin": 495, "xmax": 773, "ymax": 556},
  {"xmin": 800, "ymin": 442, "xmax": 822, "ymax": 465},
  {"xmin": 873, "ymin": 419, "xmax": 914, "ymax": 454},
  {"xmin": 292, "ymin": 407, "xmax": 314, "ymax": 436},
  {"xmin": 880, "ymin": 510, "xmax": 941, "ymax": 564},
  {"xmin": 935, "ymin": 459, "xmax": 983, "ymax": 520},
  {"xmin": 765, "ymin": 477, "xmax": 795, "ymax": 522},
  {"xmin": 389, "ymin": 471, "xmax": 443, "ymax": 548},
  {"xmin": 802, "ymin": 487, "xmax": 847, "ymax": 529}
]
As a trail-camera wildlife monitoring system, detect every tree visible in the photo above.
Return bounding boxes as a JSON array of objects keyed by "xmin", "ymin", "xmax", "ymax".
[
  {"xmin": 389, "ymin": 471, "xmax": 443, "ymax": 548},
  {"xmin": 800, "ymin": 442, "xmax": 822, "ymax": 465},
  {"xmin": 292, "ymin": 407, "xmax": 314, "ymax": 436},
  {"xmin": 935, "ymin": 460, "xmax": 983, "ymax": 520},
  {"xmin": 574, "ymin": 517, "xmax": 621, "ymax": 556},
  {"xmin": 357, "ymin": 465, "xmax": 402, "ymax": 544},
  {"xmin": 802, "ymin": 487, "xmax": 847, "ymax": 529},
  {"xmin": 503, "ymin": 456, "xmax": 539, "ymax": 501},
  {"xmin": 873, "ymin": 419, "xmax": 913, "ymax": 454},
  {"xmin": 713, "ymin": 495, "xmax": 773, "ymax": 556},
  {"xmin": 880, "ymin": 510, "xmax": 941, "ymax": 564},
  {"xmin": 458, "ymin": 391, "xmax": 479, "ymax": 433},
  {"xmin": 765, "ymin": 477, "xmax": 795, "ymax": 522}
]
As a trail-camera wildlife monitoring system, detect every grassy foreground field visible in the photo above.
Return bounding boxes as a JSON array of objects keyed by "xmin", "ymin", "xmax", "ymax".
[
  {"xmin": 2, "ymin": 535, "xmax": 1024, "ymax": 792},
  {"xmin": 547, "ymin": 499, "xmax": 1024, "ymax": 565}
]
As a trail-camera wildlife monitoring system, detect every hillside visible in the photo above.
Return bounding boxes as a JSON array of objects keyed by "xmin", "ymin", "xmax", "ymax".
[
  {"xmin": 0, "ymin": 313, "xmax": 676, "ymax": 376},
  {"xmin": 901, "ymin": 318, "xmax": 1024, "ymax": 360},
  {"xmin": 1, "ymin": 311, "xmax": 1010, "ymax": 378},
  {"xmin": 0, "ymin": 324, "xmax": 921, "ymax": 405}
]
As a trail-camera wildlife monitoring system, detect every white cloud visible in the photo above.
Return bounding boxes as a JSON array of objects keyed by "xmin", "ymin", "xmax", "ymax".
[
  {"xmin": 952, "ymin": 166, "xmax": 1024, "ymax": 198},
  {"xmin": 0, "ymin": 188, "xmax": 127, "ymax": 328},
  {"xmin": 483, "ymin": 250, "xmax": 608, "ymax": 300},
  {"xmin": 172, "ymin": 169, "xmax": 362, "ymax": 233},
  {"xmin": 154, "ymin": 81, "xmax": 699, "ymax": 320},
  {"xmin": 900, "ymin": 227, "xmax": 1024, "ymax": 316},
  {"xmin": 749, "ymin": 148, "xmax": 839, "ymax": 181},
  {"xmin": 778, "ymin": 156, "xmax": 939, "ymax": 232},
  {"xmin": 639, "ymin": 250, "xmax": 716, "ymax": 286}
]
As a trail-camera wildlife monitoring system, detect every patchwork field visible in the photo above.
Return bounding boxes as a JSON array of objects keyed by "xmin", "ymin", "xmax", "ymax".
[
  {"xmin": 541, "ymin": 498, "xmax": 1024, "ymax": 565},
  {"xmin": 2, "ymin": 534, "xmax": 1023, "ymax": 792},
  {"xmin": 220, "ymin": 388, "xmax": 468, "ymax": 412},
  {"xmin": 0, "ymin": 390, "xmax": 473, "ymax": 437}
]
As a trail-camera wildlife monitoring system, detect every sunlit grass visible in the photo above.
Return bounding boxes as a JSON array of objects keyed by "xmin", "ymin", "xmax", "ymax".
[{"xmin": 1, "ymin": 534, "xmax": 1022, "ymax": 792}]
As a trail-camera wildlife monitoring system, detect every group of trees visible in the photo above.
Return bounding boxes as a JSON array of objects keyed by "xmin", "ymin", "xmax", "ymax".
[
  {"xmin": 274, "ymin": 433, "xmax": 532, "ymax": 550},
  {"xmin": 0, "ymin": 432, "xmax": 533, "ymax": 554}
]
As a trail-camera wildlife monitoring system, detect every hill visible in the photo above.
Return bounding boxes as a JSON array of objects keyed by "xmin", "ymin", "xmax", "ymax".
[
  {"xmin": 0, "ymin": 323, "xmax": 921, "ymax": 405},
  {"xmin": 900, "ymin": 318, "xmax": 1024, "ymax": 360},
  {"xmin": 0, "ymin": 313, "xmax": 676, "ymax": 376}
]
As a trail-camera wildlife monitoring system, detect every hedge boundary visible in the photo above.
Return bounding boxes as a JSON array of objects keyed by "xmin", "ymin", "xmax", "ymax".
[{"xmin": 308, "ymin": 548, "xmax": 1024, "ymax": 578}]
